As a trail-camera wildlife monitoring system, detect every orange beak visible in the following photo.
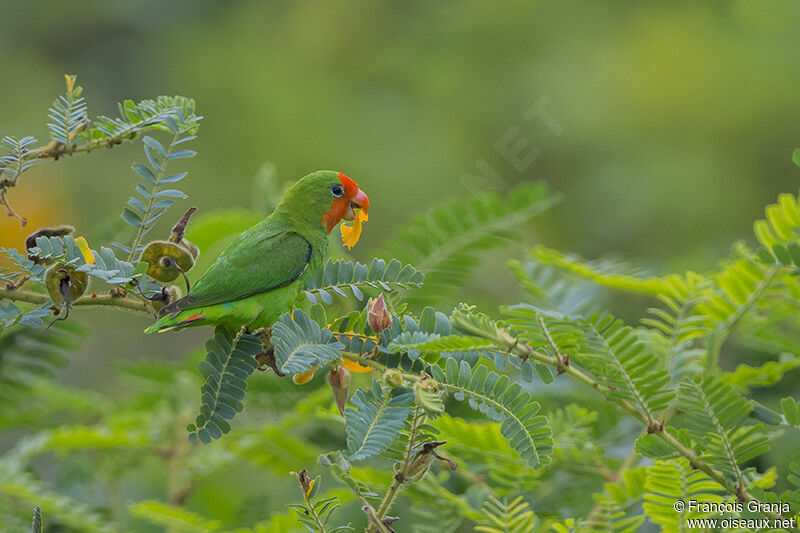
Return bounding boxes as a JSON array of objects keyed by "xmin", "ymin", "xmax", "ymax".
[
  {"xmin": 332, "ymin": 173, "xmax": 370, "ymax": 249},
  {"xmin": 342, "ymin": 188, "xmax": 370, "ymax": 221}
]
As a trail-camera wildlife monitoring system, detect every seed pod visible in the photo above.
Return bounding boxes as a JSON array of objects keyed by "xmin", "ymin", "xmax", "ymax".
[
  {"xmin": 367, "ymin": 293, "xmax": 392, "ymax": 333},
  {"xmin": 140, "ymin": 241, "xmax": 195, "ymax": 283},
  {"xmin": 179, "ymin": 238, "xmax": 200, "ymax": 261},
  {"xmin": 328, "ymin": 365, "xmax": 352, "ymax": 416},
  {"xmin": 414, "ymin": 380, "xmax": 444, "ymax": 416},
  {"xmin": 290, "ymin": 469, "xmax": 317, "ymax": 499},
  {"xmin": 383, "ymin": 368, "xmax": 404, "ymax": 389},
  {"xmin": 45, "ymin": 264, "xmax": 88, "ymax": 307}
]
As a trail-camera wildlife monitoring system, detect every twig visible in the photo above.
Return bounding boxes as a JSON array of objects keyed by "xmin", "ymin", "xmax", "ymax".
[
  {"xmin": 0, "ymin": 287, "xmax": 152, "ymax": 315},
  {"xmin": 490, "ymin": 328, "xmax": 796, "ymax": 527},
  {"xmin": 0, "ymin": 187, "xmax": 26, "ymax": 226}
]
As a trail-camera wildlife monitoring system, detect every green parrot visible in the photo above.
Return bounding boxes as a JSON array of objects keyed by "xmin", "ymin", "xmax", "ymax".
[{"xmin": 144, "ymin": 170, "xmax": 369, "ymax": 334}]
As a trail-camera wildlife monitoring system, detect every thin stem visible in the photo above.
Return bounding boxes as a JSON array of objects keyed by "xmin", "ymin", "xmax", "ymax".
[
  {"xmin": 0, "ymin": 287, "xmax": 152, "ymax": 315},
  {"xmin": 370, "ymin": 408, "xmax": 424, "ymax": 532},
  {"xmin": 305, "ymin": 498, "xmax": 329, "ymax": 533},
  {"xmin": 340, "ymin": 352, "xmax": 420, "ymax": 384},
  {"xmin": 487, "ymin": 326, "xmax": 794, "ymax": 526},
  {"xmin": 705, "ymin": 268, "xmax": 778, "ymax": 369},
  {"xmin": 127, "ymin": 131, "xmax": 181, "ymax": 261},
  {"xmin": 585, "ymin": 451, "xmax": 641, "ymax": 523}
]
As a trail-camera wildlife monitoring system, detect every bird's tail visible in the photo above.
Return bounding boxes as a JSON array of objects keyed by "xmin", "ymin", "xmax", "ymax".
[{"xmin": 144, "ymin": 312, "xmax": 206, "ymax": 334}]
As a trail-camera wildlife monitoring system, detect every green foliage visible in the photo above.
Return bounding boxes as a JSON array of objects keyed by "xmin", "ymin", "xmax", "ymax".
[
  {"xmin": 345, "ymin": 381, "xmax": 414, "ymax": 461},
  {"xmin": 436, "ymin": 359, "xmax": 553, "ymax": 468},
  {"xmin": 0, "ymin": 135, "xmax": 38, "ymax": 182},
  {"xmin": 118, "ymin": 109, "xmax": 200, "ymax": 257},
  {"xmin": 0, "ymin": 321, "xmax": 85, "ymax": 402},
  {"xmin": 722, "ymin": 353, "xmax": 800, "ymax": 392},
  {"xmin": 753, "ymin": 191, "xmax": 800, "ymax": 267},
  {"xmin": 31, "ymin": 506, "xmax": 42, "ymax": 533},
  {"xmin": 581, "ymin": 496, "xmax": 643, "ymax": 533},
  {"xmin": 381, "ymin": 182, "xmax": 560, "ymax": 304},
  {"xmin": 28, "ymin": 235, "xmax": 146, "ymax": 287},
  {"xmin": 89, "ymin": 95, "xmax": 199, "ymax": 143},
  {"xmin": 643, "ymin": 460, "xmax": 724, "ymax": 531},
  {"xmin": 0, "ymin": 470, "xmax": 114, "ymax": 533},
  {"xmin": 579, "ymin": 314, "xmax": 672, "ymax": 422},
  {"xmin": 47, "ymin": 75, "xmax": 87, "ymax": 149},
  {"xmin": 3, "ymin": 77, "xmax": 800, "ymax": 533},
  {"xmin": 475, "ymin": 496, "xmax": 535, "ymax": 533},
  {"xmin": 128, "ymin": 501, "xmax": 221, "ymax": 532},
  {"xmin": 188, "ymin": 327, "xmax": 262, "ymax": 444},
  {"xmin": 529, "ymin": 245, "xmax": 678, "ymax": 296},
  {"xmin": 676, "ymin": 376, "xmax": 768, "ymax": 484},
  {"xmin": 271, "ymin": 310, "xmax": 345, "ymax": 375},
  {"xmin": 302, "ymin": 258, "xmax": 424, "ymax": 304},
  {"xmin": 641, "ymin": 272, "xmax": 710, "ymax": 382},
  {"xmin": 780, "ymin": 397, "xmax": 800, "ymax": 427}
]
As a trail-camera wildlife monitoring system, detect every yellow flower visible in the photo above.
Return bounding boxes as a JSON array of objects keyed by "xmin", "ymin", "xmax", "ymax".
[
  {"xmin": 74, "ymin": 236, "xmax": 95, "ymax": 264},
  {"xmin": 305, "ymin": 478, "xmax": 316, "ymax": 498},
  {"xmin": 64, "ymin": 74, "xmax": 76, "ymax": 92},
  {"xmin": 292, "ymin": 366, "xmax": 318, "ymax": 385},
  {"xmin": 340, "ymin": 209, "xmax": 368, "ymax": 250},
  {"xmin": 342, "ymin": 357, "xmax": 373, "ymax": 374}
]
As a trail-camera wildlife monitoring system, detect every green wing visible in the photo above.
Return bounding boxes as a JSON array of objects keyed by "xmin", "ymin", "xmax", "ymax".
[{"xmin": 159, "ymin": 230, "xmax": 312, "ymax": 315}]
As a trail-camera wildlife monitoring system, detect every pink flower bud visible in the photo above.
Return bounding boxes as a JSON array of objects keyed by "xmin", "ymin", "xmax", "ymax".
[
  {"xmin": 328, "ymin": 365, "xmax": 351, "ymax": 416},
  {"xmin": 367, "ymin": 293, "xmax": 392, "ymax": 333}
]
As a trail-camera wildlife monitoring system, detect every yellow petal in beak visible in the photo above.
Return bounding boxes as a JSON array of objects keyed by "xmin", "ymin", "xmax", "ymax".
[
  {"xmin": 340, "ymin": 209, "xmax": 368, "ymax": 250},
  {"xmin": 74, "ymin": 236, "xmax": 95, "ymax": 264}
]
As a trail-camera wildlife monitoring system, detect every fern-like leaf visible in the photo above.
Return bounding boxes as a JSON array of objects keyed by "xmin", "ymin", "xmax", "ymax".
[
  {"xmin": 188, "ymin": 327, "xmax": 261, "ymax": 444},
  {"xmin": 699, "ymin": 258, "xmax": 775, "ymax": 330},
  {"xmin": 271, "ymin": 310, "xmax": 344, "ymax": 376},
  {"xmin": 302, "ymin": 258, "xmax": 424, "ymax": 304},
  {"xmin": 677, "ymin": 376, "xmax": 769, "ymax": 485},
  {"xmin": 345, "ymin": 380, "xmax": 414, "ymax": 461},
  {"xmin": 89, "ymin": 95, "xmax": 199, "ymax": 142},
  {"xmin": 578, "ymin": 314, "xmax": 672, "ymax": 422},
  {"xmin": 31, "ymin": 506, "xmax": 42, "ymax": 533},
  {"xmin": 753, "ymin": 190, "xmax": 800, "ymax": 269},
  {"xmin": 381, "ymin": 182, "xmax": 559, "ymax": 304},
  {"xmin": 435, "ymin": 359, "xmax": 553, "ymax": 468},
  {"xmin": 0, "ymin": 470, "xmax": 113, "ymax": 533},
  {"xmin": 120, "ymin": 108, "xmax": 199, "ymax": 259},
  {"xmin": 0, "ymin": 322, "xmax": 85, "ymax": 402},
  {"xmin": 529, "ymin": 245, "xmax": 681, "ymax": 296},
  {"xmin": 27, "ymin": 235, "xmax": 154, "ymax": 290},
  {"xmin": 382, "ymin": 406, "xmax": 440, "ymax": 462},
  {"xmin": 581, "ymin": 495, "xmax": 644, "ymax": 533},
  {"xmin": 0, "ymin": 136, "xmax": 38, "ymax": 182},
  {"xmin": 475, "ymin": 496, "xmax": 536, "ymax": 533},
  {"xmin": 128, "ymin": 500, "xmax": 221, "ymax": 532},
  {"xmin": 640, "ymin": 271, "xmax": 711, "ymax": 382},
  {"xmin": 722, "ymin": 354, "xmax": 800, "ymax": 392},
  {"xmin": 643, "ymin": 459, "xmax": 725, "ymax": 532},
  {"xmin": 47, "ymin": 74, "xmax": 88, "ymax": 149}
]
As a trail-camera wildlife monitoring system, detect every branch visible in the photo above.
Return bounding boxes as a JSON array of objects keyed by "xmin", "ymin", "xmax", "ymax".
[
  {"xmin": 480, "ymin": 325, "xmax": 795, "ymax": 527},
  {"xmin": 0, "ymin": 287, "xmax": 153, "ymax": 315},
  {"xmin": 0, "ymin": 186, "xmax": 26, "ymax": 226},
  {"xmin": 375, "ymin": 407, "xmax": 422, "ymax": 521}
]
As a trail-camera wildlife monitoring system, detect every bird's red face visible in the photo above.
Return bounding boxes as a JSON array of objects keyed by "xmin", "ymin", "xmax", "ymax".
[{"xmin": 323, "ymin": 173, "xmax": 370, "ymax": 234}]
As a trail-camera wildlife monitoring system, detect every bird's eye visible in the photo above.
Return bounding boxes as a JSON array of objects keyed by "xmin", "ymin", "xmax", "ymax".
[{"xmin": 331, "ymin": 184, "xmax": 345, "ymax": 198}]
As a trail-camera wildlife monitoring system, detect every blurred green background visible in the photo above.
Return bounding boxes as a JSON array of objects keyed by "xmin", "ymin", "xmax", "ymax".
[{"xmin": 2, "ymin": 1, "xmax": 800, "ymax": 530}]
